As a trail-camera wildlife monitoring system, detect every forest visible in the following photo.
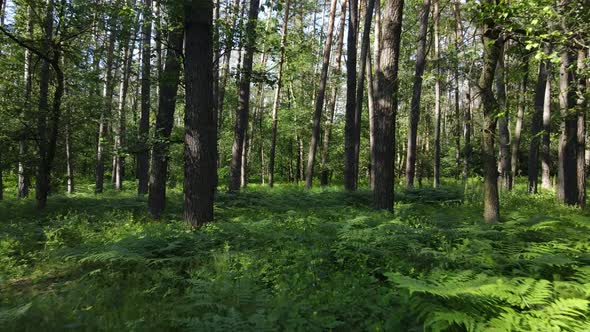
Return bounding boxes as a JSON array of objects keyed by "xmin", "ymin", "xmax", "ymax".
[{"xmin": 0, "ymin": 0, "xmax": 590, "ymax": 330}]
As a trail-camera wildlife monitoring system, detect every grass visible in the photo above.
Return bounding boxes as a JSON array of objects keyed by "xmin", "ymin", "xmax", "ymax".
[{"xmin": 1, "ymin": 180, "xmax": 589, "ymax": 331}]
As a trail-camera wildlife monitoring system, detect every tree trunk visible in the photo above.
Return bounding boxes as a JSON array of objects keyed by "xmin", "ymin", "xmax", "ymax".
[
  {"xmin": 184, "ymin": 1, "xmax": 217, "ymax": 227},
  {"xmin": 18, "ymin": 8, "xmax": 33, "ymax": 199},
  {"xmin": 343, "ymin": 0, "xmax": 359, "ymax": 191},
  {"xmin": 268, "ymin": 0, "xmax": 291, "ymax": 187},
  {"xmin": 453, "ymin": 0, "xmax": 463, "ymax": 180},
  {"xmin": 96, "ymin": 30, "xmax": 116, "ymax": 194},
  {"xmin": 218, "ymin": 0, "xmax": 242, "ymax": 131},
  {"xmin": 541, "ymin": 64, "xmax": 553, "ymax": 190},
  {"xmin": 138, "ymin": 0, "xmax": 152, "ymax": 195},
  {"xmin": 405, "ymin": 0, "xmax": 430, "ymax": 188},
  {"xmin": 478, "ymin": 1, "xmax": 503, "ymax": 223},
  {"xmin": 496, "ymin": 44, "xmax": 511, "ymax": 190},
  {"xmin": 576, "ymin": 49, "xmax": 586, "ymax": 208},
  {"xmin": 228, "ymin": 0, "xmax": 260, "ymax": 192},
  {"xmin": 433, "ymin": 0, "xmax": 441, "ymax": 189},
  {"xmin": 65, "ymin": 105, "xmax": 74, "ymax": 194},
  {"xmin": 368, "ymin": 0, "xmax": 381, "ymax": 189},
  {"xmin": 148, "ymin": 25, "xmax": 184, "ymax": 219},
  {"xmin": 528, "ymin": 52, "xmax": 549, "ymax": 193},
  {"xmin": 373, "ymin": 0, "xmax": 404, "ymax": 211},
  {"xmin": 511, "ymin": 61, "xmax": 528, "ymax": 187},
  {"xmin": 320, "ymin": 0, "xmax": 347, "ymax": 187},
  {"xmin": 557, "ymin": 49, "xmax": 578, "ymax": 205},
  {"xmin": 304, "ymin": 0, "xmax": 338, "ymax": 189},
  {"xmin": 352, "ymin": 0, "xmax": 376, "ymax": 188}
]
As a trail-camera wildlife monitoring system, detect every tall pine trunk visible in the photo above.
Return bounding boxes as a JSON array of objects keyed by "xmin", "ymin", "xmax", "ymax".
[
  {"xmin": 343, "ymin": 0, "xmax": 359, "ymax": 191},
  {"xmin": 405, "ymin": 0, "xmax": 430, "ymax": 188},
  {"xmin": 304, "ymin": 0, "xmax": 338, "ymax": 189},
  {"xmin": 496, "ymin": 44, "xmax": 511, "ymax": 190},
  {"xmin": 432, "ymin": 0, "xmax": 441, "ymax": 189},
  {"xmin": 228, "ymin": 0, "xmax": 261, "ymax": 192},
  {"xmin": 576, "ymin": 49, "xmax": 586, "ymax": 208},
  {"xmin": 184, "ymin": 1, "xmax": 217, "ymax": 227},
  {"xmin": 511, "ymin": 61, "xmax": 528, "ymax": 187},
  {"xmin": 373, "ymin": 0, "xmax": 404, "ymax": 211},
  {"xmin": 528, "ymin": 52, "xmax": 549, "ymax": 193},
  {"xmin": 137, "ymin": 0, "xmax": 152, "ymax": 195}
]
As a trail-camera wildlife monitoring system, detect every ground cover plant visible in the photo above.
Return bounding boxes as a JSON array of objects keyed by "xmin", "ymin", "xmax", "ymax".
[{"xmin": 1, "ymin": 181, "xmax": 589, "ymax": 331}]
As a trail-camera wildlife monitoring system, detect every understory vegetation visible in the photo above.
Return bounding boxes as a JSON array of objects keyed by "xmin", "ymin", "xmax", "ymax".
[{"xmin": 1, "ymin": 181, "xmax": 589, "ymax": 331}]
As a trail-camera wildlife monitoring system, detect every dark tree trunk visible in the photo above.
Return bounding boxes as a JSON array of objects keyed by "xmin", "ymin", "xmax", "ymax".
[
  {"xmin": 148, "ymin": 25, "xmax": 184, "ymax": 219},
  {"xmin": 184, "ymin": 1, "xmax": 217, "ymax": 227},
  {"xmin": 269, "ymin": 0, "xmax": 291, "ymax": 188},
  {"xmin": 557, "ymin": 49, "xmax": 578, "ymax": 205},
  {"xmin": 496, "ymin": 44, "xmax": 511, "ymax": 191},
  {"xmin": 541, "ymin": 65, "xmax": 553, "ymax": 190},
  {"xmin": 511, "ymin": 61, "xmax": 529, "ymax": 187},
  {"xmin": 138, "ymin": 0, "xmax": 153, "ymax": 195},
  {"xmin": 576, "ymin": 49, "xmax": 586, "ymax": 208},
  {"xmin": 373, "ymin": 0, "xmax": 404, "ymax": 211},
  {"xmin": 528, "ymin": 53, "xmax": 549, "ymax": 194},
  {"xmin": 18, "ymin": 7, "xmax": 33, "ymax": 198},
  {"xmin": 304, "ymin": 0, "xmax": 338, "ymax": 189},
  {"xmin": 478, "ymin": 1, "xmax": 503, "ymax": 223},
  {"xmin": 405, "ymin": 0, "xmax": 430, "ymax": 188},
  {"xmin": 228, "ymin": 0, "xmax": 261, "ymax": 192},
  {"xmin": 343, "ymin": 0, "xmax": 359, "ymax": 191},
  {"xmin": 352, "ymin": 0, "xmax": 376, "ymax": 188},
  {"xmin": 320, "ymin": 0, "xmax": 347, "ymax": 187}
]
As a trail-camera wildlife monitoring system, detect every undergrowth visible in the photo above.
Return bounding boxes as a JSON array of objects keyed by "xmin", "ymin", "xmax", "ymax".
[{"xmin": 0, "ymin": 181, "xmax": 589, "ymax": 331}]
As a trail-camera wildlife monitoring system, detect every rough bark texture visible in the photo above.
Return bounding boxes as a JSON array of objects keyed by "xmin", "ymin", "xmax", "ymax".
[
  {"xmin": 137, "ymin": 0, "xmax": 152, "ymax": 196},
  {"xmin": 528, "ymin": 55, "xmax": 549, "ymax": 193},
  {"xmin": 496, "ymin": 44, "xmax": 511, "ymax": 191},
  {"xmin": 373, "ymin": 0, "xmax": 404, "ymax": 211},
  {"xmin": 432, "ymin": 0, "xmax": 441, "ymax": 189},
  {"xmin": 511, "ymin": 61, "xmax": 528, "ymax": 187},
  {"xmin": 557, "ymin": 49, "xmax": 578, "ymax": 205},
  {"xmin": 541, "ymin": 67, "xmax": 553, "ymax": 190},
  {"xmin": 304, "ymin": 0, "xmax": 338, "ymax": 189},
  {"xmin": 184, "ymin": 0, "xmax": 217, "ymax": 227},
  {"xmin": 343, "ymin": 0, "xmax": 359, "ymax": 191},
  {"xmin": 478, "ymin": 1, "xmax": 503, "ymax": 223},
  {"xmin": 320, "ymin": 0, "xmax": 347, "ymax": 187},
  {"xmin": 268, "ymin": 0, "xmax": 291, "ymax": 188},
  {"xmin": 148, "ymin": 26, "xmax": 184, "ymax": 219},
  {"xmin": 405, "ymin": 0, "xmax": 430, "ymax": 188}
]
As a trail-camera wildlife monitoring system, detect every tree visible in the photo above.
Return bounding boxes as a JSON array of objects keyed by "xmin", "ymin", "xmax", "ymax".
[
  {"xmin": 477, "ymin": 0, "xmax": 503, "ymax": 223},
  {"xmin": 304, "ymin": 0, "xmax": 338, "ymax": 190},
  {"xmin": 432, "ymin": 0, "xmax": 441, "ymax": 189},
  {"xmin": 268, "ymin": 0, "xmax": 291, "ymax": 188},
  {"xmin": 373, "ymin": 0, "xmax": 404, "ymax": 211},
  {"xmin": 228, "ymin": 0, "xmax": 260, "ymax": 192},
  {"xmin": 148, "ymin": 16, "xmax": 184, "ymax": 218},
  {"xmin": 184, "ymin": 0, "xmax": 217, "ymax": 227},
  {"xmin": 138, "ymin": 0, "xmax": 152, "ymax": 196},
  {"xmin": 405, "ymin": 0, "xmax": 431, "ymax": 188},
  {"xmin": 510, "ymin": 61, "xmax": 528, "ymax": 188},
  {"xmin": 343, "ymin": 0, "xmax": 359, "ymax": 191},
  {"xmin": 496, "ymin": 43, "xmax": 510, "ymax": 191}
]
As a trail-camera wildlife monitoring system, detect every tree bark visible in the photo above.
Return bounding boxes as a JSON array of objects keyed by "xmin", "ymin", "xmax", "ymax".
[
  {"xmin": 148, "ymin": 25, "xmax": 184, "ymax": 219},
  {"xmin": 320, "ymin": 0, "xmax": 347, "ymax": 187},
  {"xmin": 228, "ymin": 0, "xmax": 260, "ymax": 192},
  {"xmin": 557, "ymin": 49, "xmax": 578, "ymax": 205},
  {"xmin": 373, "ymin": 0, "xmax": 404, "ymax": 211},
  {"xmin": 511, "ymin": 61, "xmax": 528, "ymax": 187},
  {"xmin": 478, "ymin": 1, "xmax": 503, "ymax": 223},
  {"xmin": 343, "ymin": 0, "xmax": 359, "ymax": 191},
  {"xmin": 433, "ymin": 0, "xmax": 441, "ymax": 189},
  {"xmin": 541, "ymin": 64, "xmax": 553, "ymax": 190},
  {"xmin": 268, "ymin": 0, "xmax": 291, "ymax": 187},
  {"xmin": 304, "ymin": 0, "xmax": 338, "ymax": 189},
  {"xmin": 18, "ymin": 6, "xmax": 34, "ymax": 198},
  {"xmin": 405, "ymin": 0, "xmax": 430, "ymax": 188},
  {"xmin": 576, "ymin": 49, "xmax": 586, "ymax": 208},
  {"xmin": 138, "ymin": 0, "xmax": 153, "ymax": 195},
  {"xmin": 184, "ymin": 0, "xmax": 217, "ymax": 227},
  {"xmin": 496, "ymin": 44, "xmax": 511, "ymax": 191},
  {"xmin": 528, "ymin": 51, "xmax": 549, "ymax": 193},
  {"xmin": 218, "ymin": 0, "xmax": 242, "ymax": 131}
]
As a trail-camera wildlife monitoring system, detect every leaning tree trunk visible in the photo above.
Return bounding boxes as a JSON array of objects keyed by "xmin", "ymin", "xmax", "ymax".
[
  {"xmin": 343, "ymin": 0, "xmax": 359, "ymax": 191},
  {"xmin": 148, "ymin": 25, "xmax": 184, "ymax": 219},
  {"xmin": 557, "ymin": 49, "xmax": 578, "ymax": 205},
  {"xmin": 228, "ymin": 0, "xmax": 261, "ymax": 192},
  {"xmin": 405, "ymin": 0, "xmax": 430, "ymax": 188},
  {"xmin": 373, "ymin": 0, "xmax": 404, "ymax": 211},
  {"xmin": 352, "ymin": 0, "xmax": 376, "ymax": 188},
  {"xmin": 478, "ymin": 0, "xmax": 503, "ymax": 223},
  {"xmin": 511, "ymin": 61, "xmax": 529, "ymax": 188},
  {"xmin": 184, "ymin": 0, "xmax": 217, "ymax": 227},
  {"xmin": 268, "ymin": 0, "xmax": 291, "ymax": 188},
  {"xmin": 137, "ymin": 0, "xmax": 152, "ymax": 196},
  {"xmin": 432, "ymin": 0, "xmax": 441, "ymax": 189},
  {"xmin": 304, "ymin": 0, "xmax": 338, "ymax": 189},
  {"xmin": 528, "ymin": 52, "xmax": 549, "ymax": 193},
  {"xmin": 320, "ymin": 0, "xmax": 347, "ymax": 187}
]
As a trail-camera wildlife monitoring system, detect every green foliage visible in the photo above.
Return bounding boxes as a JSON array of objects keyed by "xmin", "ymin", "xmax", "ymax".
[{"xmin": 1, "ymin": 182, "xmax": 589, "ymax": 331}]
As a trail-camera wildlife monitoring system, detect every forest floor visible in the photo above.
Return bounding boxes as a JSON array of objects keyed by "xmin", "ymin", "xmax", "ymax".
[{"xmin": 1, "ymin": 181, "xmax": 590, "ymax": 331}]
